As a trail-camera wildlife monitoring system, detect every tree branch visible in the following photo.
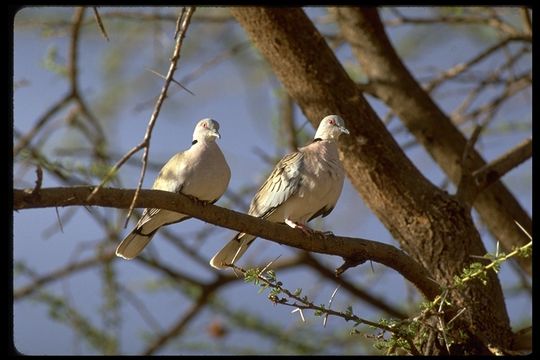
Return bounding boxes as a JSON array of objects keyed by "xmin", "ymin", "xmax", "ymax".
[
  {"xmin": 383, "ymin": 10, "xmax": 522, "ymax": 36},
  {"xmin": 473, "ymin": 138, "xmax": 532, "ymax": 193},
  {"xmin": 14, "ymin": 250, "xmax": 116, "ymax": 300},
  {"xmin": 14, "ymin": 7, "xmax": 107, "ymax": 160},
  {"xmin": 143, "ymin": 287, "xmax": 210, "ymax": 355},
  {"xmin": 92, "ymin": 7, "xmax": 110, "ymax": 41},
  {"xmin": 520, "ymin": 8, "xmax": 532, "ymax": 36},
  {"xmin": 330, "ymin": 7, "xmax": 531, "ymax": 275},
  {"xmin": 424, "ymin": 35, "xmax": 531, "ymax": 93},
  {"xmin": 13, "ymin": 186, "xmax": 440, "ymax": 300}
]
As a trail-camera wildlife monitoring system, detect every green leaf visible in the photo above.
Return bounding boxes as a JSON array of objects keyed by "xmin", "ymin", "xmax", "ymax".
[{"xmin": 41, "ymin": 45, "xmax": 68, "ymax": 77}]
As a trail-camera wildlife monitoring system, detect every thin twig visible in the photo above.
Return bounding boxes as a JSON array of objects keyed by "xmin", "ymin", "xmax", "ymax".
[
  {"xmin": 92, "ymin": 7, "xmax": 110, "ymax": 41},
  {"xmin": 87, "ymin": 144, "xmax": 146, "ymax": 201},
  {"xmin": 451, "ymin": 46, "xmax": 530, "ymax": 120},
  {"xmin": 68, "ymin": 7, "xmax": 84, "ymax": 92},
  {"xmin": 14, "ymin": 250, "xmax": 116, "ymax": 300},
  {"xmin": 520, "ymin": 8, "xmax": 532, "ymax": 35},
  {"xmin": 118, "ymin": 284, "xmax": 163, "ymax": 333},
  {"xmin": 67, "ymin": 7, "xmax": 106, "ymax": 148},
  {"xmin": 454, "ymin": 72, "xmax": 531, "ymax": 125},
  {"xmin": 233, "ymin": 263, "xmax": 421, "ymax": 355},
  {"xmin": 174, "ymin": 7, "xmax": 186, "ymax": 39},
  {"xmin": 13, "ymin": 93, "xmax": 73, "ymax": 156},
  {"xmin": 280, "ymin": 91, "xmax": 298, "ymax": 151},
  {"xmin": 87, "ymin": 7, "xmax": 196, "ymax": 216},
  {"xmin": 124, "ymin": 7, "xmax": 196, "ymax": 226},
  {"xmin": 14, "ymin": 7, "xmax": 107, "ymax": 160},
  {"xmin": 134, "ymin": 42, "xmax": 250, "ymax": 112},
  {"xmin": 473, "ymin": 138, "xmax": 532, "ymax": 192},
  {"xmin": 425, "ymin": 35, "xmax": 531, "ymax": 93},
  {"xmin": 384, "ymin": 12, "xmax": 521, "ymax": 35},
  {"xmin": 142, "ymin": 288, "xmax": 210, "ymax": 355}
]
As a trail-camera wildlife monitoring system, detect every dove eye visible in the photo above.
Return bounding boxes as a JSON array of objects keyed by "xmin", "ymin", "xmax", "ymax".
[{"xmin": 329, "ymin": 119, "xmax": 335, "ymax": 125}]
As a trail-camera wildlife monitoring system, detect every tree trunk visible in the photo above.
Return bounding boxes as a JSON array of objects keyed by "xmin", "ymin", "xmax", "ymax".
[{"xmin": 230, "ymin": 7, "xmax": 513, "ymax": 353}]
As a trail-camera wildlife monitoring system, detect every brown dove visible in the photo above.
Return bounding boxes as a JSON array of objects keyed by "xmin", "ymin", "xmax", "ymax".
[{"xmin": 210, "ymin": 115, "xmax": 349, "ymax": 269}]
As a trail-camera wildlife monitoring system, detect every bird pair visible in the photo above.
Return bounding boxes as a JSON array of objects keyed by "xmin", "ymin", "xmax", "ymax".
[{"xmin": 116, "ymin": 115, "xmax": 350, "ymax": 270}]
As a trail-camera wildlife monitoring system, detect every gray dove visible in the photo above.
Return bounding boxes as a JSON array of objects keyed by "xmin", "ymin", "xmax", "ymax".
[
  {"xmin": 210, "ymin": 114, "xmax": 349, "ymax": 269},
  {"xmin": 116, "ymin": 118, "xmax": 231, "ymax": 260}
]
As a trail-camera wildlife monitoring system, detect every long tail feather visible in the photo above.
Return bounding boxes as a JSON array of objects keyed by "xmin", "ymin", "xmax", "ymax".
[
  {"xmin": 116, "ymin": 230, "xmax": 156, "ymax": 260},
  {"xmin": 209, "ymin": 233, "xmax": 256, "ymax": 269}
]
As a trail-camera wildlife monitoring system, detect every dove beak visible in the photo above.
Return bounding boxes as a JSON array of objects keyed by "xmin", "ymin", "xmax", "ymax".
[
  {"xmin": 339, "ymin": 125, "xmax": 350, "ymax": 135},
  {"xmin": 211, "ymin": 130, "xmax": 221, "ymax": 139}
]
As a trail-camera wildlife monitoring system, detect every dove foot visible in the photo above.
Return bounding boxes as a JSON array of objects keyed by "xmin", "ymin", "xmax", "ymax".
[{"xmin": 284, "ymin": 219, "xmax": 314, "ymax": 235}]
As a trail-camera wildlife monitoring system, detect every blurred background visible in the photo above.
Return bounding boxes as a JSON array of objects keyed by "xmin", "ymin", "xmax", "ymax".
[{"xmin": 13, "ymin": 6, "xmax": 531, "ymax": 355}]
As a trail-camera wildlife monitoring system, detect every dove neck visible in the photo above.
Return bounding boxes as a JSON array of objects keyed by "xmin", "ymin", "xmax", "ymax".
[
  {"xmin": 191, "ymin": 138, "xmax": 219, "ymax": 150},
  {"xmin": 312, "ymin": 137, "xmax": 338, "ymax": 144}
]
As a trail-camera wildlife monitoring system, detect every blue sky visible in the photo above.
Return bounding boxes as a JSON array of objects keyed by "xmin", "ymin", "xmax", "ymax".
[{"xmin": 13, "ymin": 7, "xmax": 532, "ymax": 355}]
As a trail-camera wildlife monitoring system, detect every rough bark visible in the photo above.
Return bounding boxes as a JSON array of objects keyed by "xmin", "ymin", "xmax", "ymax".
[
  {"xmin": 330, "ymin": 7, "xmax": 531, "ymax": 275},
  {"xmin": 229, "ymin": 7, "xmax": 513, "ymax": 353}
]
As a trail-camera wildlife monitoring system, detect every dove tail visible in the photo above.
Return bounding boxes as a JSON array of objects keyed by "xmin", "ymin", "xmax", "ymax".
[
  {"xmin": 209, "ymin": 233, "xmax": 256, "ymax": 269},
  {"xmin": 116, "ymin": 228, "xmax": 157, "ymax": 260}
]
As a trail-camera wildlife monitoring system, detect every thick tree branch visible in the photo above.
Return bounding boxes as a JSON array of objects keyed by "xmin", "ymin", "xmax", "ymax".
[
  {"xmin": 330, "ymin": 7, "xmax": 531, "ymax": 275},
  {"xmin": 13, "ymin": 186, "xmax": 440, "ymax": 300}
]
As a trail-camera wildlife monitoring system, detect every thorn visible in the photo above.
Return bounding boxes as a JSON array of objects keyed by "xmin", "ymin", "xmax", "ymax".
[
  {"xmin": 324, "ymin": 285, "xmax": 341, "ymax": 328},
  {"xmin": 145, "ymin": 68, "xmax": 195, "ymax": 96},
  {"xmin": 514, "ymin": 220, "xmax": 531, "ymax": 240},
  {"xmin": 291, "ymin": 308, "xmax": 306, "ymax": 322},
  {"xmin": 260, "ymin": 255, "xmax": 282, "ymax": 276}
]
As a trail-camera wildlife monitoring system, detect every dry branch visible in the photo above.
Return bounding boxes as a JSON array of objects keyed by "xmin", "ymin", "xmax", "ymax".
[{"xmin": 14, "ymin": 186, "xmax": 441, "ymax": 300}]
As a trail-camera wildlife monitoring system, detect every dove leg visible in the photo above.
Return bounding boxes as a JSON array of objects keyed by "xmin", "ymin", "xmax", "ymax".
[{"xmin": 284, "ymin": 218, "xmax": 314, "ymax": 235}]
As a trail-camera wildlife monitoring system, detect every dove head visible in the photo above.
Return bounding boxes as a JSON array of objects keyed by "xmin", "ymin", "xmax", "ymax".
[
  {"xmin": 314, "ymin": 115, "xmax": 350, "ymax": 141},
  {"xmin": 193, "ymin": 118, "xmax": 221, "ymax": 144}
]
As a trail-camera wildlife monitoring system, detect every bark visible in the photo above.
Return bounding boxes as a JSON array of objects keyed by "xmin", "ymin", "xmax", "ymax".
[
  {"xmin": 330, "ymin": 7, "xmax": 531, "ymax": 275},
  {"xmin": 229, "ymin": 7, "xmax": 513, "ymax": 353}
]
